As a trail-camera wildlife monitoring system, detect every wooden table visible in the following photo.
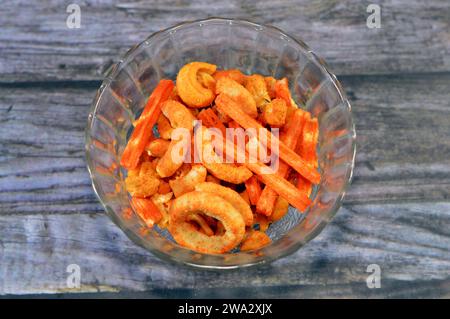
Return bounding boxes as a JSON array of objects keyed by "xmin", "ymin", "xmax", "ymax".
[{"xmin": 1, "ymin": 0, "xmax": 449, "ymax": 298}]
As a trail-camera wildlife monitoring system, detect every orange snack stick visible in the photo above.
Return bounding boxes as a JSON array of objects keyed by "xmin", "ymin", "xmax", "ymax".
[
  {"xmin": 213, "ymin": 105, "xmax": 232, "ymax": 124},
  {"xmin": 275, "ymin": 77, "xmax": 299, "ymax": 119},
  {"xmin": 245, "ymin": 74, "xmax": 271, "ymax": 109},
  {"xmin": 215, "ymin": 94, "xmax": 320, "ymax": 184},
  {"xmin": 296, "ymin": 175, "xmax": 313, "ymax": 197},
  {"xmin": 240, "ymin": 231, "xmax": 271, "ymax": 251},
  {"xmin": 213, "ymin": 69, "xmax": 247, "ymax": 85},
  {"xmin": 212, "ymin": 130, "xmax": 312, "ymax": 212},
  {"xmin": 227, "ymin": 120, "xmax": 241, "ymax": 130},
  {"xmin": 131, "ymin": 196, "xmax": 163, "ymax": 227},
  {"xmin": 215, "ymin": 77, "xmax": 258, "ymax": 118},
  {"xmin": 244, "ymin": 175, "xmax": 261, "ymax": 206},
  {"xmin": 297, "ymin": 116, "xmax": 319, "ymax": 167},
  {"xmin": 274, "ymin": 77, "xmax": 292, "ymax": 108},
  {"xmin": 120, "ymin": 79, "xmax": 174, "ymax": 169},
  {"xmin": 256, "ymin": 109, "xmax": 307, "ymax": 216},
  {"xmin": 246, "ymin": 161, "xmax": 311, "ymax": 212},
  {"xmin": 240, "ymin": 190, "xmax": 250, "ymax": 206},
  {"xmin": 176, "ymin": 62, "xmax": 217, "ymax": 108},
  {"xmin": 246, "ymin": 136, "xmax": 271, "ymax": 163},
  {"xmin": 255, "ymin": 187, "xmax": 278, "ymax": 216},
  {"xmin": 295, "ymin": 115, "xmax": 319, "ymax": 195}
]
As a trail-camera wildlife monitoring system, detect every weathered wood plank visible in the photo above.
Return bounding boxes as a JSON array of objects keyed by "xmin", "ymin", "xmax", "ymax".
[
  {"xmin": 342, "ymin": 73, "xmax": 450, "ymax": 204},
  {"xmin": 1, "ymin": 0, "xmax": 450, "ymax": 82},
  {"xmin": 17, "ymin": 278, "xmax": 450, "ymax": 298},
  {"xmin": 0, "ymin": 86, "xmax": 102, "ymax": 215},
  {"xmin": 1, "ymin": 202, "xmax": 449, "ymax": 296},
  {"xmin": 1, "ymin": 72, "xmax": 449, "ymax": 296},
  {"xmin": 1, "ymin": 73, "xmax": 449, "ymax": 215}
]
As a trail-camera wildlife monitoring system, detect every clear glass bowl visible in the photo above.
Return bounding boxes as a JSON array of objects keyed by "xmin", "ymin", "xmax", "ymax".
[{"xmin": 85, "ymin": 18, "xmax": 356, "ymax": 269}]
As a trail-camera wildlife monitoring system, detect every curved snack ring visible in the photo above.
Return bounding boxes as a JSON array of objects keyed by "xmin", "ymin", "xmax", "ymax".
[
  {"xmin": 195, "ymin": 182, "xmax": 253, "ymax": 226},
  {"xmin": 169, "ymin": 191, "xmax": 245, "ymax": 254},
  {"xmin": 156, "ymin": 100, "xmax": 196, "ymax": 178},
  {"xmin": 203, "ymin": 162, "xmax": 252, "ymax": 184},
  {"xmin": 195, "ymin": 126, "xmax": 252, "ymax": 184},
  {"xmin": 176, "ymin": 62, "xmax": 217, "ymax": 108},
  {"xmin": 156, "ymin": 137, "xmax": 190, "ymax": 178}
]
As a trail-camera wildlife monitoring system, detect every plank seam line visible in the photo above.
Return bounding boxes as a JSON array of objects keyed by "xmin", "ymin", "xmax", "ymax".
[{"xmin": 1, "ymin": 71, "xmax": 450, "ymax": 89}]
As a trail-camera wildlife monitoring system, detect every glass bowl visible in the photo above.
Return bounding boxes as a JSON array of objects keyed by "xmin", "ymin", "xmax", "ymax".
[{"xmin": 85, "ymin": 18, "xmax": 356, "ymax": 269}]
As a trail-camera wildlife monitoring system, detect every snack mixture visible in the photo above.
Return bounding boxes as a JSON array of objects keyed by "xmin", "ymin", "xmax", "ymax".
[{"xmin": 120, "ymin": 62, "xmax": 319, "ymax": 254}]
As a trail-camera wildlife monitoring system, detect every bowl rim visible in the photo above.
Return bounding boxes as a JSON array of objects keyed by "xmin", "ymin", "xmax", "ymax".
[{"xmin": 85, "ymin": 17, "xmax": 357, "ymax": 270}]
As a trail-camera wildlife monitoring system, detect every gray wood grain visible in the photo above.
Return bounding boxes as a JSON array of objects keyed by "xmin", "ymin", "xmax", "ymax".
[
  {"xmin": 1, "ymin": 202, "xmax": 449, "ymax": 297},
  {"xmin": 1, "ymin": 0, "xmax": 450, "ymax": 298},
  {"xmin": 1, "ymin": 73, "xmax": 449, "ymax": 216},
  {"xmin": 1, "ymin": 72, "xmax": 449, "ymax": 297},
  {"xmin": 342, "ymin": 73, "xmax": 450, "ymax": 204},
  {"xmin": 1, "ymin": 0, "xmax": 450, "ymax": 82}
]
